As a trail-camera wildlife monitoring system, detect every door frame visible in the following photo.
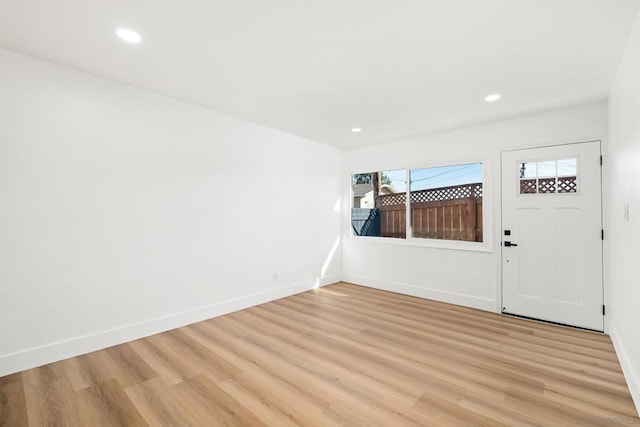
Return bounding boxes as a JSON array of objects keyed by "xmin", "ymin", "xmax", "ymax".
[{"xmin": 498, "ymin": 140, "xmax": 605, "ymax": 331}]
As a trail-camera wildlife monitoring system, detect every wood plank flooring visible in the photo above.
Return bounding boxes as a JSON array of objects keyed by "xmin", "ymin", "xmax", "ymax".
[{"xmin": 1, "ymin": 282, "xmax": 638, "ymax": 426}]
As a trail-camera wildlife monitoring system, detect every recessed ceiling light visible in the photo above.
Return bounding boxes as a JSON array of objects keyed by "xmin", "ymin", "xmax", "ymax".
[
  {"xmin": 485, "ymin": 93, "xmax": 501, "ymax": 102},
  {"xmin": 351, "ymin": 127, "xmax": 362, "ymax": 133},
  {"xmin": 116, "ymin": 28, "xmax": 142, "ymax": 44}
]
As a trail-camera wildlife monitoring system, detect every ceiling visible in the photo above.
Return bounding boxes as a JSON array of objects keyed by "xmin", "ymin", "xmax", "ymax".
[{"xmin": 1, "ymin": 0, "xmax": 638, "ymax": 149}]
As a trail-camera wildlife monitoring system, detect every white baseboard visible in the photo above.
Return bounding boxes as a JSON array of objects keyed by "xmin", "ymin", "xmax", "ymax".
[
  {"xmin": 0, "ymin": 275, "xmax": 340, "ymax": 377},
  {"xmin": 609, "ymin": 322, "xmax": 640, "ymax": 416},
  {"xmin": 342, "ymin": 274, "xmax": 496, "ymax": 312}
]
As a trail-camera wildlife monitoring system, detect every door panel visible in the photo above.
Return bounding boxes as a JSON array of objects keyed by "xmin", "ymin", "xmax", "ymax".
[
  {"xmin": 517, "ymin": 208, "xmax": 542, "ymax": 298},
  {"xmin": 501, "ymin": 141, "xmax": 603, "ymax": 331},
  {"xmin": 554, "ymin": 207, "xmax": 583, "ymax": 304}
]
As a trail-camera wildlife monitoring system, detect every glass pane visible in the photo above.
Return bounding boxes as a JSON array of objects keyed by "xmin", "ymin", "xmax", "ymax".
[
  {"xmin": 351, "ymin": 170, "xmax": 406, "ymax": 239},
  {"xmin": 410, "ymin": 163, "xmax": 483, "ymax": 242},
  {"xmin": 520, "ymin": 162, "xmax": 537, "ymax": 178},
  {"xmin": 537, "ymin": 160, "xmax": 556, "ymax": 178},
  {"xmin": 557, "ymin": 158, "xmax": 577, "ymax": 193},
  {"xmin": 557, "ymin": 158, "xmax": 577, "ymax": 176},
  {"xmin": 538, "ymin": 177, "xmax": 556, "ymax": 193},
  {"xmin": 520, "ymin": 179, "xmax": 537, "ymax": 194}
]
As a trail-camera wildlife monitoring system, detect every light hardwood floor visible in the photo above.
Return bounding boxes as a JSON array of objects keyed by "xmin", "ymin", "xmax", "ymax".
[{"xmin": 1, "ymin": 282, "xmax": 638, "ymax": 426}]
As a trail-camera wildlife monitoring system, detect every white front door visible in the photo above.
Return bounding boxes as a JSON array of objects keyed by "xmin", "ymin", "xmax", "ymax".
[{"xmin": 501, "ymin": 141, "xmax": 603, "ymax": 331}]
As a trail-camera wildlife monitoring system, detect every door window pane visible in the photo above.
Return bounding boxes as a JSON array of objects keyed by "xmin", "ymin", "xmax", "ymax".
[
  {"xmin": 537, "ymin": 160, "xmax": 556, "ymax": 178},
  {"xmin": 557, "ymin": 158, "xmax": 577, "ymax": 176}
]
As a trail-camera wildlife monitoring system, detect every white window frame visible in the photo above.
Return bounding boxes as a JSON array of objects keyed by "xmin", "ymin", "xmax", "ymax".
[{"xmin": 348, "ymin": 157, "xmax": 492, "ymax": 253}]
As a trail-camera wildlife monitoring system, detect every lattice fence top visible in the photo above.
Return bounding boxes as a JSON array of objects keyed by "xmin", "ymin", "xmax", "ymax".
[
  {"xmin": 379, "ymin": 192, "xmax": 406, "ymax": 206},
  {"xmin": 520, "ymin": 179, "xmax": 537, "ymax": 194},
  {"xmin": 557, "ymin": 176, "xmax": 577, "ymax": 193},
  {"xmin": 520, "ymin": 176, "xmax": 576, "ymax": 194},
  {"xmin": 411, "ymin": 183, "xmax": 482, "ymax": 203},
  {"xmin": 378, "ymin": 182, "xmax": 482, "ymax": 207}
]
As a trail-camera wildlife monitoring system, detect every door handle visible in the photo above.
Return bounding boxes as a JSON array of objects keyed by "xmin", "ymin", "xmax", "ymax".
[{"xmin": 504, "ymin": 241, "xmax": 518, "ymax": 247}]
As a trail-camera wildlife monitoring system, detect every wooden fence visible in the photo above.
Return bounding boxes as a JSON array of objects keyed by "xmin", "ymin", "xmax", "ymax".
[{"xmin": 377, "ymin": 183, "xmax": 483, "ymax": 241}]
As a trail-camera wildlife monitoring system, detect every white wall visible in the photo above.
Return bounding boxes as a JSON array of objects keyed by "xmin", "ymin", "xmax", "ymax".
[
  {"xmin": 342, "ymin": 102, "xmax": 608, "ymax": 312},
  {"xmin": 608, "ymin": 11, "xmax": 640, "ymax": 412},
  {"xmin": 0, "ymin": 48, "xmax": 342, "ymax": 376}
]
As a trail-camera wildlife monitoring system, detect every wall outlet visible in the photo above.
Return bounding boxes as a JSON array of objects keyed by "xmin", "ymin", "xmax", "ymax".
[{"xmin": 273, "ymin": 272, "xmax": 279, "ymax": 283}]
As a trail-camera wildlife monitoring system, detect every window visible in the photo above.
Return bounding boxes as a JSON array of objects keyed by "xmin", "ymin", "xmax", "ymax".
[
  {"xmin": 351, "ymin": 162, "xmax": 484, "ymax": 243},
  {"xmin": 519, "ymin": 158, "xmax": 577, "ymax": 194}
]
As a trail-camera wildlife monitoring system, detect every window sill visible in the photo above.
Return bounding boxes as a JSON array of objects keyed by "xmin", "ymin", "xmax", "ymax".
[{"xmin": 347, "ymin": 235, "xmax": 493, "ymax": 253}]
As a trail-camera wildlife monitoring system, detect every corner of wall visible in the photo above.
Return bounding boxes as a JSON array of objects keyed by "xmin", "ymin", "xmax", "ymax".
[{"xmin": 609, "ymin": 322, "xmax": 640, "ymax": 415}]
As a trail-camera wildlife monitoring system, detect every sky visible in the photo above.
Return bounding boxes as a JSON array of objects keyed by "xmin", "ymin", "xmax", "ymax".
[
  {"xmin": 521, "ymin": 158, "xmax": 577, "ymax": 178},
  {"xmin": 373, "ymin": 158, "xmax": 576, "ymax": 193},
  {"xmin": 380, "ymin": 163, "xmax": 483, "ymax": 192}
]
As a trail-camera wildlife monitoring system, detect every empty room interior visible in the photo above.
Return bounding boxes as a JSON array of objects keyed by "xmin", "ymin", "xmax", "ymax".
[{"xmin": 2, "ymin": 0, "xmax": 640, "ymax": 425}]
